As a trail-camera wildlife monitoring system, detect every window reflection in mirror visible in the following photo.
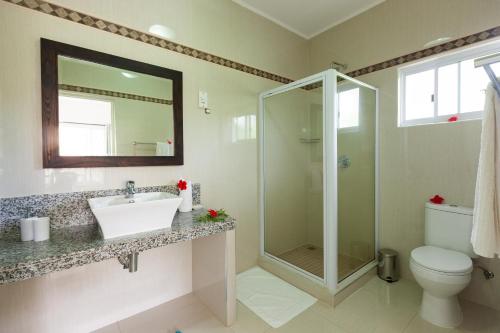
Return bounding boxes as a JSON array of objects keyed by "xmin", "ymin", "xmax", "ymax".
[
  {"xmin": 231, "ymin": 115, "xmax": 257, "ymax": 143},
  {"xmin": 57, "ymin": 56, "xmax": 175, "ymax": 157}
]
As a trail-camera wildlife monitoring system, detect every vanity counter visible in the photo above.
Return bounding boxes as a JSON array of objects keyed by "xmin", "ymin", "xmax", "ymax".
[{"xmin": 0, "ymin": 209, "xmax": 236, "ymax": 285}]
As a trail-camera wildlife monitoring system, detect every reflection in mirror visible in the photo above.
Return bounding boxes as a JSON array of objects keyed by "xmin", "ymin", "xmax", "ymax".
[
  {"xmin": 231, "ymin": 114, "xmax": 257, "ymax": 143},
  {"xmin": 57, "ymin": 56, "xmax": 174, "ymax": 157}
]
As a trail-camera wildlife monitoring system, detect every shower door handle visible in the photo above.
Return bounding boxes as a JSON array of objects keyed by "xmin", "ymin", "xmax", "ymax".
[{"xmin": 338, "ymin": 155, "xmax": 351, "ymax": 169}]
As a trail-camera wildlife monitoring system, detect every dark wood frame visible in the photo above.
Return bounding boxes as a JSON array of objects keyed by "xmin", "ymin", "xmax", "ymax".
[{"xmin": 40, "ymin": 38, "xmax": 183, "ymax": 168}]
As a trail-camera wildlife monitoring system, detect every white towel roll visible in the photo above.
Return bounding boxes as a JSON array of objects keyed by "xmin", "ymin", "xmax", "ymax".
[
  {"xmin": 20, "ymin": 218, "xmax": 35, "ymax": 241},
  {"xmin": 178, "ymin": 180, "xmax": 193, "ymax": 213},
  {"xmin": 33, "ymin": 217, "xmax": 50, "ymax": 242}
]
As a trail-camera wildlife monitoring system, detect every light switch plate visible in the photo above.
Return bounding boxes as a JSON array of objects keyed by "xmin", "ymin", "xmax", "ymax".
[{"xmin": 198, "ymin": 90, "xmax": 208, "ymax": 109}]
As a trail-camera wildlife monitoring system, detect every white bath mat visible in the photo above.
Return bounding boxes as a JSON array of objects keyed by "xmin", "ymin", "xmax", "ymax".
[{"xmin": 236, "ymin": 266, "xmax": 317, "ymax": 328}]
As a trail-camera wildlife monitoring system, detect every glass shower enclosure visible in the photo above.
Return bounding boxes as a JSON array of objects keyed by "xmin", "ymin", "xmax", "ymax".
[{"xmin": 259, "ymin": 69, "xmax": 378, "ymax": 292}]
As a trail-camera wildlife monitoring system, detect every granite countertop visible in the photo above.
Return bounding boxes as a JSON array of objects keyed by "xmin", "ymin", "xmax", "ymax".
[{"xmin": 0, "ymin": 209, "xmax": 236, "ymax": 285}]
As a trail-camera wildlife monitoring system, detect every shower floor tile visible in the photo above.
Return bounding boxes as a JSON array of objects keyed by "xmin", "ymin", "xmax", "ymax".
[
  {"xmin": 276, "ymin": 245, "xmax": 368, "ymax": 280},
  {"xmin": 277, "ymin": 245, "xmax": 324, "ymax": 278}
]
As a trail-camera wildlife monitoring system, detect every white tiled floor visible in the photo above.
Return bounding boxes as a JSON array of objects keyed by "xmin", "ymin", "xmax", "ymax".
[{"xmin": 94, "ymin": 276, "xmax": 500, "ymax": 333}]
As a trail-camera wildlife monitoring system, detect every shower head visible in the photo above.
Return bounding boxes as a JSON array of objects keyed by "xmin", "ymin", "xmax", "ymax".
[{"xmin": 330, "ymin": 61, "xmax": 347, "ymax": 73}]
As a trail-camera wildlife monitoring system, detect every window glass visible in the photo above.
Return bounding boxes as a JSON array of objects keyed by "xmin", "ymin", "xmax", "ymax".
[
  {"xmin": 338, "ymin": 88, "xmax": 360, "ymax": 129},
  {"xmin": 437, "ymin": 64, "xmax": 458, "ymax": 116},
  {"xmin": 58, "ymin": 95, "xmax": 112, "ymax": 156},
  {"xmin": 399, "ymin": 44, "xmax": 500, "ymax": 126},
  {"xmin": 59, "ymin": 123, "xmax": 108, "ymax": 156},
  {"xmin": 404, "ymin": 69, "xmax": 435, "ymax": 120},
  {"xmin": 460, "ymin": 59, "xmax": 490, "ymax": 113}
]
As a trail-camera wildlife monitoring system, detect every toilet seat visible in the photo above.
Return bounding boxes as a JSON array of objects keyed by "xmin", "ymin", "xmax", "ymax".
[{"xmin": 410, "ymin": 246, "xmax": 472, "ymax": 275}]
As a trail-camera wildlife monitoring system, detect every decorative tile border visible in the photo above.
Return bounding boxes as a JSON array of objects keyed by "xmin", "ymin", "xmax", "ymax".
[
  {"xmin": 346, "ymin": 26, "xmax": 500, "ymax": 78},
  {"xmin": 0, "ymin": 183, "xmax": 201, "ymax": 230},
  {"xmin": 4, "ymin": 0, "xmax": 294, "ymax": 85},
  {"xmin": 59, "ymin": 84, "xmax": 173, "ymax": 105},
  {"xmin": 303, "ymin": 81, "xmax": 323, "ymax": 91},
  {"xmin": 3, "ymin": 0, "xmax": 500, "ymax": 90}
]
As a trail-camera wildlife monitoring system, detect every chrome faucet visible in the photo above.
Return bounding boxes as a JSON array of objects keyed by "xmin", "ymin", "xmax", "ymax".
[{"xmin": 125, "ymin": 180, "xmax": 136, "ymax": 198}]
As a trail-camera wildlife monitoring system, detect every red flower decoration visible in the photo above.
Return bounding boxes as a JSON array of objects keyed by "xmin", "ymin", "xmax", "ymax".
[
  {"xmin": 430, "ymin": 194, "xmax": 445, "ymax": 204},
  {"xmin": 448, "ymin": 116, "xmax": 458, "ymax": 122},
  {"xmin": 177, "ymin": 179, "xmax": 187, "ymax": 191},
  {"xmin": 196, "ymin": 208, "xmax": 227, "ymax": 222}
]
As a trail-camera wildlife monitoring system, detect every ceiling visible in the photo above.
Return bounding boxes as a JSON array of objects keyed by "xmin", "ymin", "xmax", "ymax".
[{"xmin": 232, "ymin": 0, "xmax": 385, "ymax": 39}]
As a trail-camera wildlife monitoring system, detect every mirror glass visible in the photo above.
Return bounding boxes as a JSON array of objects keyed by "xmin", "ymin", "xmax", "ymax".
[{"xmin": 57, "ymin": 56, "xmax": 174, "ymax": 157}]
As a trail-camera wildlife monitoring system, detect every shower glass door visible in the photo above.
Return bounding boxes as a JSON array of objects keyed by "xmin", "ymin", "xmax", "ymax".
[
  {"xmin": 260, "ymin": 73, "xmax": 332, "ymax": 283},
  {"xmin": 260, "ymin": 69, "xmax": 377, "ymax": 291},
  {"xmin": 336, "ymin": 73, "xmax": 377, "ymax": 282}
]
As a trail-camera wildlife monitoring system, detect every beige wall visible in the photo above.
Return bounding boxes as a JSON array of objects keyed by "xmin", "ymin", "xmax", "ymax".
[
  {"xmin": 309, "ymin": 0, "xmax": 500, "ymax": 310},
  {"xmin": 0, "ymin": 242, "xmax": 192, "ymax": 333},
  {"xmin": 59, "ymin": 58, "xmax": 172, "ymax": 99},
  {"xmin": 53, "ymin": 0, "xmax": 309, "ymax": 81},
  {"xmin": 0, "ymin": 0, "xmax": 309, "ymax": 330},
  {"xmin": 112, "ymin": 100, "xmax": 172, "ymax": 156}
]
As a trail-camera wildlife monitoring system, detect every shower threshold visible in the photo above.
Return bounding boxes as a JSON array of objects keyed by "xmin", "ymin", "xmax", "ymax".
[{"xmin": 277, "ymin": 245, "xmax": 368, "ymax": 280}]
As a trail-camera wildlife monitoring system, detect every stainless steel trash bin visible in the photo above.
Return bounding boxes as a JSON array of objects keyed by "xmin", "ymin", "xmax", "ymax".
[{"xmin": 377, "ymin": 248, "xmax": 399, "ymax": 282}]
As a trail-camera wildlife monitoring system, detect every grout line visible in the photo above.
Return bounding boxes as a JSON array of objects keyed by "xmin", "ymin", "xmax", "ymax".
[
  {"xmin": 402, "ymin": 311, "xmax": 419, "ymax": 332},
  {"xmin": 308, "ymin": 302, "xmax": 357, "ymax": 333}
]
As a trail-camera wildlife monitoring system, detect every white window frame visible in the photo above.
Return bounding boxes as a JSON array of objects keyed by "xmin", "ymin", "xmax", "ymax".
[
  {"xmin": 399, "ymin": 41, "xmax": 500, "ymax": 127},
  {"xmin": 58, "ymin": 92, "xmax": 115, "ymax": 155}
]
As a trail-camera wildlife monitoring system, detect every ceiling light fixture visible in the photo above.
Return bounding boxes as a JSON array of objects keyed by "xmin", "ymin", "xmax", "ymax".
[
  {"xmin": 121, "ymin": 72, "xmax": 137, "ymax": 79},
  {"xmin": 424, "ymin": 37, "xmax": 452, "ymax": 48},
  {"xmin": 148, "ymin": 24, "xmax": 176, "ymax": 40}
]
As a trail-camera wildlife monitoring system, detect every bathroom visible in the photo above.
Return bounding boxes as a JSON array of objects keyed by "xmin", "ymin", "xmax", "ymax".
[{"xmin": 0, "ymin": 0, "xmax": 500, "ymax": 332}]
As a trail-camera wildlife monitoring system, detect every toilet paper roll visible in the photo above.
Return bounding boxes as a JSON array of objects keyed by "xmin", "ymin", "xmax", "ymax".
[
  {"xmin": 20, "ymin": 218, "xmax": 35, "ymax": 241},
  {"xmin": 33, "ymin": 217, "xmax": 50, "ymax": 242}
]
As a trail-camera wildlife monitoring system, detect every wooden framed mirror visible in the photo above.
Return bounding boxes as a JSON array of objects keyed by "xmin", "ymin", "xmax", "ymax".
[{"xmin": 40, "ymin": 38, "xmax": 183, "ymax": 168}]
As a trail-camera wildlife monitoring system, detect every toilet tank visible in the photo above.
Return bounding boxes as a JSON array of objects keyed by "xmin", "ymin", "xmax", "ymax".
[{"xmin": 425, "ymin": 202, "xmax": 477, "ymax": 258}]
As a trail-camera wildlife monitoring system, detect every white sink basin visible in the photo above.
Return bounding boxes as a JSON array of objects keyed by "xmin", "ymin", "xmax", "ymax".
[{"xmin": 88, "ymin": 192, "xmax": 183, "ymax": 239}]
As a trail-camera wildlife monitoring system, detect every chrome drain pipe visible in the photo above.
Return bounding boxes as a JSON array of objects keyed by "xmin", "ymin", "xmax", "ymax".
[
  {"xmin": 476, "ymin": 265, "xmax": 494, "ymax": 280},
  {"xmin": 118, "ymin": 252, "xmax": 139, "ymax": 273}
]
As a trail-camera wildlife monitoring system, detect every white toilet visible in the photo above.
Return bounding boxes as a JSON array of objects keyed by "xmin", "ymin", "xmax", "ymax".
[{"xmin": 410, "ymin": 203, "xmax": 476, "ymax": 328}]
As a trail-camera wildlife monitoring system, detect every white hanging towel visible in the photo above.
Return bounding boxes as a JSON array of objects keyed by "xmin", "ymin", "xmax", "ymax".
[
  {"xmin": 155, "ymin": 142, "xmax": 171, "ymax": 156},
  {"xmin": 471, "ymin": 84, "xmax": 500, "ymax": 258}
]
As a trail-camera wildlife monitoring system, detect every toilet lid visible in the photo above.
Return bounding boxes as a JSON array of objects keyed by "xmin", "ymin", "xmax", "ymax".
[{"xmin": 411, "ymin": 246, "xmax": 472, "ymax": 274}]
